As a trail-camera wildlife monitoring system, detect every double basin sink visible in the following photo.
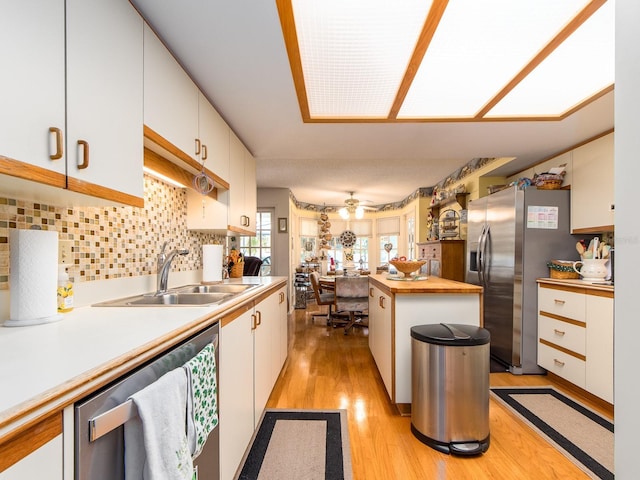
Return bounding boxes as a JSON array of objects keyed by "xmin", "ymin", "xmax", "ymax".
[{"xmin": 94, "ymin": 283, "xmax": 259, "ymax": 307}]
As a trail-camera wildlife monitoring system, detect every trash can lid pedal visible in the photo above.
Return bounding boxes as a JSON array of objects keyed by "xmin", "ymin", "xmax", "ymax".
[{"xmin": 410, "ymin": 323, "xmax": 490, "ymax": 346}]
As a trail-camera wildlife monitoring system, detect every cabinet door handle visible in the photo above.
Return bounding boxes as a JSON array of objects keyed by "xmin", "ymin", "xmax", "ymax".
[
  {"xmin": 369, "ymin": 287, "xmax": 374, "ymax": 298},
  {"xmin": 195, "ymin": 138, "xmax": 201, "ymax": 156},
  {"xmin": 256, "ymin": 310, "xmax": 262, "ymax": 326},
  {"xmin": 554, "ymin": 299, "xmax": 565, "ymax": 305},
  {"xmin": 251, "ymin": 313, "xmax": 257, "ymax": 330},
  {"xmin": 202, "ymin": 144, "xmax": 208, "ymax": 160},
  {"xmin": 49, "ymin": 127, "xmax": 63, "ymax": 160},
  {"xmin": 553, "ymin": 329, "xmax": 566, "ymax": 336},
  {"xmin": 279, "ymin": 292, "xmax": 285, "ymax": 303},
  {"xmin": 553, "ymin": 359, "xmax": 565, "ymax": 367},
  {"xmin": 77, "ymin": 140, "xmax": 89, "ymax": 169},
  {"xmin": 379, "ymin": 296, "xmax": 385, "ymax": 309},
  {"xmin": 241, "ymin": 215, "xmax": 250, "ymax": 227}
]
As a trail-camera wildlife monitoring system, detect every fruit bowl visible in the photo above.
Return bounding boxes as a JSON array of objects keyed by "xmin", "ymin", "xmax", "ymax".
[{"xmin": 389, "ymin": 259, "xmax": 426, "ymax": 277}]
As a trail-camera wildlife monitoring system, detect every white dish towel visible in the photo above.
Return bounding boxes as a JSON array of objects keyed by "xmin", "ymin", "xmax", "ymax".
[{"xmin": 124, "ymin": 368, "xmax": 193, "ymax": 480}]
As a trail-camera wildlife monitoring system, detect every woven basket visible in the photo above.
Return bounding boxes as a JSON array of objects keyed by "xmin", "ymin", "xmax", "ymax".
[
  {"xmin": 537, "ymin": 178, "xmax": 563, "ymax": 190},
  {"xmin": 548, "ymin": 260, "xmax": 579, "ymax": 279},
  {"xmin": 389, "ymin": 259, "xmax": 426, "ymax": 276},
  {"xmin": 229, "ymin": 262, "xmax": 244, "ymax": 278}
]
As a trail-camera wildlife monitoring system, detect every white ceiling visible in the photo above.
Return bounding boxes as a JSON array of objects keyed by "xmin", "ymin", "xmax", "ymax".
[{"xmin": 130, "ymin": 0, "xmax": 614, "ymax": 208}]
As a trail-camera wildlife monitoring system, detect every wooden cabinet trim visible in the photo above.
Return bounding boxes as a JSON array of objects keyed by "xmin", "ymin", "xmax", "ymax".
[
  {"xmin": 0, "ymin": 411, "xmax": 61, "ymax": 472},
  {"xmin": 144, "ymin": 125, "xmax": 229, "ymax": 190},
  {"xmin": 540, "ymin": 281, "xmax": 614, "ymax": 298},
  {"xmin": 539, "ymin": 338, "xmax": 586, "ymax": 362},
  {"xmin": 67, "ymin": 177, "xmax": 144, "ymax": 208},
  {"xmin": 0, "ymin": 156, "xmax": 66, "ymax": 189},
  {"xmin": 539, "ymin": 310, "xmax": 586, "ymax": 328}
]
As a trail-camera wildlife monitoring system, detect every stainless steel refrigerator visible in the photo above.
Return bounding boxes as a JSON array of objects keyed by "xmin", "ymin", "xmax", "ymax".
[{"xmin": 466, "ymin": 186, "xmax": 575, "ymax": 374}]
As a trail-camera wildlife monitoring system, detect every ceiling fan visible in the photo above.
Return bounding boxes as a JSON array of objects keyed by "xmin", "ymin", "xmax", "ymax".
[{"xmin": 339, "ymin": 192, "xmax": 375, "ymax": 219}]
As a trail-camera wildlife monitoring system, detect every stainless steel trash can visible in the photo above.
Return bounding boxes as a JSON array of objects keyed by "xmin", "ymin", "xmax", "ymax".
[{"xmin": 410, "ymin": 323, "xmax": 490, "ymax": 455}]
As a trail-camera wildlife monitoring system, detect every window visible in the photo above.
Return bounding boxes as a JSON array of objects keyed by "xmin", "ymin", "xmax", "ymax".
[
  {"xmin": 379, "ymin": 235, "xmax": 399, "ymax": 264},
  {"xmin": 326, "ymin": 236, "xmax": 370, "ymax": 270},
  {"xmin": 240, "ymin": 210, "xmax": 272, "ymax": 275}
]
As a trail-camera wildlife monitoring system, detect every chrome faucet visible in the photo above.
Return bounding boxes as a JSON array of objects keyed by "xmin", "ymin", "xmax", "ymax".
[{"xmin": 156, "ymin": 243, "xmax": 189, "ymax": 294}]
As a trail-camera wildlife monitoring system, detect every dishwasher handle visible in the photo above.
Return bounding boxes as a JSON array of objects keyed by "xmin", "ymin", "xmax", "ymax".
[{"xmin": 88, "ymin": 333, "xmax": 218, "ymax": 442}]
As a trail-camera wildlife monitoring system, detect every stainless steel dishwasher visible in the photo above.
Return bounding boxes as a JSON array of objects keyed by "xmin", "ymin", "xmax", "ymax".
[{"xmin": 74, "ymin": 322, "xmax": 220, "ymax": 480}]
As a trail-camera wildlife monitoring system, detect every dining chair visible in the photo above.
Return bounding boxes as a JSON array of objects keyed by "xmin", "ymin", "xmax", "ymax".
[
  {"xmin": 334, "ymin": 276, "xmax": 369, "ymax": 334},
  {"xmin": 309, "ymin": 271, "xmax": 337, "ymax": 324},
  {"xmin": 243, "ymin": 256, "xmax": 263, "ymax": 276}
]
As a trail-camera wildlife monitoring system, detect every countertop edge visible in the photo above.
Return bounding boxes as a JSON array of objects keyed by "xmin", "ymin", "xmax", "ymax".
[
  {"xmin": 0, "ymin": 278, "xmax": 287, "ymax": 443},
  {"xmin": 537, "ymin": 277, "xmax": 614, "ymax": 294},
  {"xmin": 369, "ymin": 273, "xmax": 483, "ymax": 294}
]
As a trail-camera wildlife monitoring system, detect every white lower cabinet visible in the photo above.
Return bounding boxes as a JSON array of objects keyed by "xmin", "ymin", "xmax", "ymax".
[
  {"xmin": 368, "ymin": 284, "xmax": 393, "ymax": 399},
  {"xmin": 537, "ymin": 282, "xmax": 614, "ymax": 403},
  {"xmin": 0, "ymin": 413, "xmax": 63, "ymax": 480},
  {"xmin": 219, "ymin": 285, "xmax": 288, "ymax": 479}
]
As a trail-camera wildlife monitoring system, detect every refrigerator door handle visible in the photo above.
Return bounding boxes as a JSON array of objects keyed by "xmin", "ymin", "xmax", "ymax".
[
  {"xmin": 482, "ymin": 225, "xmax": 491, "ymax": 286},
  {"xmin": 477, "ymin": 225, "xmax": 487, "ymax": 284}
]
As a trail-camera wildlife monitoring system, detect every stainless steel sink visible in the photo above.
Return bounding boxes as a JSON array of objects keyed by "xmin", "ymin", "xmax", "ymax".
[
  {"xmin": 92, "ymin": 283, "xmax": 259, "ymax": 307},
  {"xmin": 174, "ymin": 284, "xmax": 258, "ymax": 294}
]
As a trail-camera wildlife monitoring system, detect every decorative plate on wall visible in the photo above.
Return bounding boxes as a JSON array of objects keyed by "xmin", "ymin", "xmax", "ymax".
[{"xmin": 339, "ymin": 230, "xmax": 357, "ymax": 248}]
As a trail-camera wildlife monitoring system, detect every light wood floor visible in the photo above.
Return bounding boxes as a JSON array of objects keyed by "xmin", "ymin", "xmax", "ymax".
[{"xmin": 266, "ymin": 306, "xmax": 613, "ymax": 479}]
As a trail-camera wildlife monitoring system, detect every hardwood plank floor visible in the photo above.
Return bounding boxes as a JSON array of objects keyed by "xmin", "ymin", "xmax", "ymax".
[{"xmin": 266, "ymin": 306, "xmax": 613, "ymax": 479}]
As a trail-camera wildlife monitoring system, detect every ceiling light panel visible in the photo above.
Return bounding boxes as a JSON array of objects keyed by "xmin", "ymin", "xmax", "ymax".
[
  {"xmin": 397, "ymin": 0, "xmax": 592, "ymax": 118},
  {"xmin": 292, "ymin": 0, "xmax": 432, "ymax": 118},
  {"xmin": 486, "ymin": 0, "xmax": 614, "ymax": 117}
]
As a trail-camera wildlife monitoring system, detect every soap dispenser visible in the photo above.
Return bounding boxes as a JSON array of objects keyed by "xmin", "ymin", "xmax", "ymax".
[{"xmin": 57, "ymin": 265, "xmax": 74, "ymax": 312}]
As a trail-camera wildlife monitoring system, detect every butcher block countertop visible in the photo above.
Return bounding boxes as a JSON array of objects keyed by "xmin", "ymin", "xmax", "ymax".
[{"xmin": 369, "ymin": 273, "xmax": 483, "ymax": 295}]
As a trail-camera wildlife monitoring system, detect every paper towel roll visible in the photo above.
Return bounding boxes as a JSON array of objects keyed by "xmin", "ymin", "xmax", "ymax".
[
  {"xmin": 202, "ymin": 244, "xmax": 223, "ymax": 283},
  {"xmin": 6, "ymin": 229, "xmax": 62, "ymax": 327}
]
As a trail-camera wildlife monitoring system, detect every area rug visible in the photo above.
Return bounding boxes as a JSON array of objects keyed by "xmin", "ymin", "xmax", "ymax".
[
  {"xmin": 235, "ymin": 409, "xmax": 353, "ymax": 480},
  {"xmin": 491, "ymin": 387, "xmax": 614, "ymax": 480}
]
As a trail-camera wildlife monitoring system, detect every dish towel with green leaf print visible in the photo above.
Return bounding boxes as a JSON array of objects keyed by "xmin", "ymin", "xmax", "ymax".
[{"xmin": 184, "ymin": 342, "xmax": 219, "ymax": 458}]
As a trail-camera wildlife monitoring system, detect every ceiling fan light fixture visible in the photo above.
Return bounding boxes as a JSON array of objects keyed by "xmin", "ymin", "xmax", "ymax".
[
  {"xmin": 339, "ymin": 207, "xmax": 350, "ymax": 219},
  {"xmin": 355, "ymin": 206, "xmax": 365, "ymax": 219}
]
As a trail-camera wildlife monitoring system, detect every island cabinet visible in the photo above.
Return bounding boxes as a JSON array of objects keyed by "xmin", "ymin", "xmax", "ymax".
[
  {"xmin": 0, "ymin": 412, "xmax": 62, "ymax": 479},
  {"xmin": 1, "ymin": 0, "xmax": 144, "ymax": 207},
  {"xmin": 219, "ymin": 285, "xmax": 287, "ymax": 479},
  {"xmin": 367, "ymin": 275, "xmax": 483, "ymax": 412},
  {"xmin": 537, "ymin": 280, "xmax": 614, "ymax": 404}
]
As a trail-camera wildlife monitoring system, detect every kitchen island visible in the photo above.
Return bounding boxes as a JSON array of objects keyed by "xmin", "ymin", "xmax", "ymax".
[{"xmin": 367, "ymin": 274, "xmax": 483, "ymax": 413}]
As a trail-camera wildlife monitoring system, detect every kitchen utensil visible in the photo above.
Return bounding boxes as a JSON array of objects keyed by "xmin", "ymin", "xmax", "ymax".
[
  {"xmin": 576, "ymin": 242, "xmax": 585, "ymax": 255},
  {"xmin": 193, "ymin": 160, "xmax": 215, "ymax": 195}
]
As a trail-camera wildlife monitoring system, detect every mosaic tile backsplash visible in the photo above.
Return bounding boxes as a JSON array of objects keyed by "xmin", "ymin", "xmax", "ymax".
[{"xmin": 0, "ymin": 175, "xmax": 225, "ymax": 289}]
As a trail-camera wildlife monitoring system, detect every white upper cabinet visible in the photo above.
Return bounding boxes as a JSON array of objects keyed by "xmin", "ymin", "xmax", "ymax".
[
  {"xmin": 0, "ymin": 0, "xmax": 144, "ymax": 206},
  {"xmin": 0, "ymin": 0, "xmax": 66, "ymax": 180},
  {"xmin": 143, "ymin": 23, "xmax": 199, "ymax": 158},
  {"xmin": 144, "ymin": 24, "xmax": 230, "ymax": 184},
  {"xmin": 571, "ymin": 133, "xmax": 614, "ymax": 233},
  {"xmin": 66, "ymin": 0, "xmax": 144, "ymax": 203},
  {"xmin": 198, "ymin": 92, "xmax": 230, "ymax": 183},
  {"xmin": 228, "ymin": 132, "xmax": 257, "ymax": 235}
]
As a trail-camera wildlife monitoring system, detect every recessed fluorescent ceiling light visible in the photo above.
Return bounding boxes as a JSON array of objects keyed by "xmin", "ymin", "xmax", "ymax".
[
  {"xmin": 292, "ymin": 0, "xmax": 432, "ymax": 117},
  {"xmin": 484, "ymin": 0, "xmax": 614, "ymax": 117},
  {"xmin": 282, "ymin": 0, "xmax": 614, "ymax": 121},
  {"xmin": 399, "ymin": 0, "xmax": 594, "ymax": 118}
]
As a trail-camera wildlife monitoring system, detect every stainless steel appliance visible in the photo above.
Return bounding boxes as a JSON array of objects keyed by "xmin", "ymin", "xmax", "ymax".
[
  {"xmin": 74, "ymin": 323, "xmax": 220, "ymax": 479},
  {"xmin": 466, "ymin": 186, "xmax": 575, "ymax": 374}
]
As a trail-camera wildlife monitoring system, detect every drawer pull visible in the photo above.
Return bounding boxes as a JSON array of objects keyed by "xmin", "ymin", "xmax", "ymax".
[
  {"xmin": 554, "ymin": 299, "xmax": 566, "ymax": 305},
  {"xmin": 554, "ymin": 359, "xmax": 565, "ymax": 367},
  {"xmin": 553, "ymin": 329, "xmax": 566, "ymax": 336}
]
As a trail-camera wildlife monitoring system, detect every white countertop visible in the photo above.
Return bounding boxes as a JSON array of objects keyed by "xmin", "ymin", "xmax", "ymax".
[{"xmin": 0, "ymin": 276, "xmax": 286, "ymax": 439}]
